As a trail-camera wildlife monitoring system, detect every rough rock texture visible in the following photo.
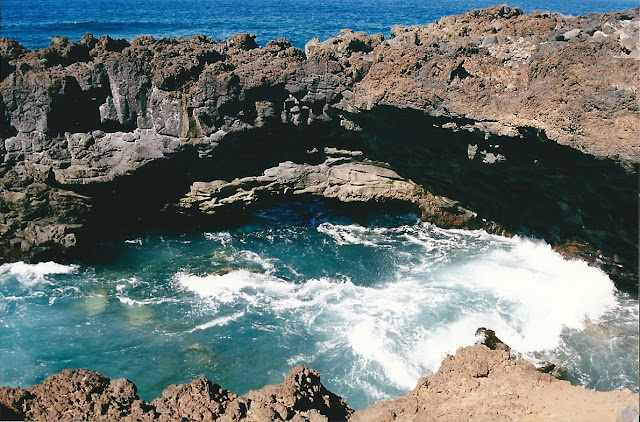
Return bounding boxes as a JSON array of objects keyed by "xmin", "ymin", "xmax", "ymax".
[
  {"xmin": 150, "ymin": 376, "xmax": 237, "ymax": 421},
  {"xmin": 0, "ymin": 369, "xmax": 157, "ymax": 421},
  {"xmin": 351, "ymin": 345, "xmax": 639, "ymax": 422},
  {"xmin": 1, "ymin": 344, "xmax": 636, "ymax": 422},
  {"xmin": 177, "ymin": 148, "xmax": 482, "ymax": 230},
  {"xmin": 0, "ymin": 366, "xmax": 351, "ymax": 422},
  {"xmin": 1, "ymin": 6, "xmax": 638, "ymax": 288},
  {"xmin": 353, "ymin": 6, "xmax": 640, "ymax": 164},
  {"xmin": 220, "ymin": 365, "xmax": 353, "ymax": 422}
]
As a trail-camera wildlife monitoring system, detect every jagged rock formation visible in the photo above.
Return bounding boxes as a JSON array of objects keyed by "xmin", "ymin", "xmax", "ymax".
[
  {"xmin": 0, "ymin": 365, "xmax": 352, "ymax": 421},
  {"xmin": 1, "ymin": 5, "xmax": 638, "ymax": 288},
  {"xmin": 351, "ymin": 344, "xmax": 638, "ymax": 422},
  {"xmin": 0, "ymin": 369, "xmax": 157, "ymax": 421},
  {"xmin": 1, "ymin": 341, "xmax": 637, "ymax": 422}
]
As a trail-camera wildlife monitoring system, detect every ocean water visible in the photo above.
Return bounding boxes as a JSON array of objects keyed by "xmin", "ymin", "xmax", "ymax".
[
  {"xmin": 1, "ymin": 0, "xmax": 638, "ymax": 50},
  {"xmin": 1, "ymin": 203, "xmax": 637, "ymax": 409},
  {"xmin": 1, "ymin": 0, "xmax": 638, "ymax": 411}
]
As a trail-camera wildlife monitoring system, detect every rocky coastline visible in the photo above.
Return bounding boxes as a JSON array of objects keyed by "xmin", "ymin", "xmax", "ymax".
[
  {"xmin": 1, "ymin": 4, "xmax": 639, "ymax": 420},
  {"xmin": 1, "ymin": 329, "xmax": 638, "ymax": 421},
  {"xmin": 1, "ymin": 5, "xmax": 639, "ymax": 289}
]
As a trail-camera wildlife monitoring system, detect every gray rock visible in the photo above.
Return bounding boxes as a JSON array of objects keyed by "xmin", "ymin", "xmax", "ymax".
[
  {"xmin": 592, "ymin": 30, "xmax": 608, "ymax": 42},
  {"xmin": 481, "ymin": 34, "xmax": 499, "ymax": 47},
  {"xmin": 617, "ymin": 405, "xmax": 639, "ymax": 422},
  {"xmin": 563, "ymin": 28, "xmax": 581, "ymax": 40},
  {"xmin": 619, "ymin": 32, "xmax": 637, "ymax": 52},
  {"xmin": 0, "ymin": 5, "xmax": 637, "ymax": 289},
  {"xmin": 177, "ymin": 156, "xmax": 482, "ymax": 230}
]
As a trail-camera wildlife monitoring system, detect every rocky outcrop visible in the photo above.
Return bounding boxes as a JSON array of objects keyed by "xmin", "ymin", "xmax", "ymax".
[
  {"xmin": 0, "ymin": 369, "xmax": 156, "ymax": 421},
  {"xmin": 177, "ymin": 148, "xmax": 482, "ymax": 231},
  {"xmin": 0, "ymin": 366, "xmax": 351, "ymax": 422},
  {"xmin": 1, "ymin": 6, "xmax": 638, "ymax": 287},
  {"xmin": 150, "ymin": 376, "xmax": 236, "ymax": 421},
  {"xmin": 1, "ymin": 338, "xmax": 637, "ymax": 422},
  {"xmin": 220, "ymin": 365, "xmax": 353, "ymax": 422},
  {"xmin": 351, "ymin": 344, "xmax": 638, "ymax": 422}
]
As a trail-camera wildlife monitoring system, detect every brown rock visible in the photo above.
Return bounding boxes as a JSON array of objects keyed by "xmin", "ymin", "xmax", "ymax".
[
  {"xmin": 352, "ymin": 344, "xmax": 639, "ymax": 422},
  {"xmin": 0, "ymin": 6, "xmax": 637, "ymax": 288},
  {"xmin": 25, "ymin": 369, "xmax": 156, "ymax": 421},
  {"xmin": 151, "ymin": 376, "xmax": 236, "ymax": 421},
  {"xmin": 220, "ymin": 365, "xmax": 353, "ymax": 422}
]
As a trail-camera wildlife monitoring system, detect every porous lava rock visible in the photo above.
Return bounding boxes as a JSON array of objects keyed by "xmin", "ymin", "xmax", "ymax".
[{"xmin": 1, "ymin": 6, "xmax": 638, "ymax": 288}]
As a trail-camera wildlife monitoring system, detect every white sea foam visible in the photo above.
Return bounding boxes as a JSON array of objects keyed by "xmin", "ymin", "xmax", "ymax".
[
  {"xmin": 188, "ymin": 311, "xmax": 246, "ymax": 332},
  {"xmin": 0, "ymin": 261, "xmax": 78, "ymax": 286},
  {"xmin": 124, "ymin": 238, "xmax": 143, "ymax": 245},
  {"xmin": 175, "ymin": 223, "xmax": 625, "ymax": 398},
  {"xmin": 204, "ymin": 231, "xmax": 232, "ymax": 245},
  {"xmin": 237, "ymin": 250, "xmax": 276, "ymax": 271},
  {"xmin": 117, "ymin": 296, "xmax": 180, "ymax": 306},
  {"xmin": 178, "ymin": 270, "xmax": 296, "ymax": 303},
  {"xmin": 435, "ymin": 236, "xmax": 617, "ymax": 352},
  {"xmin": 317, "ymin": 223, "xmax": 380, "ymax": 246}
]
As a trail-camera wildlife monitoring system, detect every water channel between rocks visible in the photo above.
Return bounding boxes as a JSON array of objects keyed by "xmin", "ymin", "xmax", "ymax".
[{"xmin": 0, "ymin": 203, "xmax": 637, "ymax": 410}]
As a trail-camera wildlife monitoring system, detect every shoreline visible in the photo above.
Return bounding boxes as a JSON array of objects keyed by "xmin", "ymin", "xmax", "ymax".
[
  {"xmin": 1, "ymin": 4, "xmax": 638, "ymax": 420},
  {"xmin": 1, "ymin": 331, "xmax": 637, "ymax": 421},
  {"xmin": 2, "ymin": 6, "xmax": 638, "ymax": 290}
]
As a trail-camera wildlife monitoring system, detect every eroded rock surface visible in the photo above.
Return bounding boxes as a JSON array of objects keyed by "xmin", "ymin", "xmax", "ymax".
[
  {"xmin": 0, "ymin": 366, "xmax": 351, "ymax": 422},
  {"xmin": 1, "ymin": 342, "xmax": 636, "ymax": 422},
  {"xmin": 1, "ymin": 6, "xmax": 638, "ymax": 287},
  {"xmin": 0, "ymin": 369, "xmax": 156, "ymax": 421},
  {"xmin": 351, "ymin": 345, "xmax": 639, "ymax": 422},
  {"xmin": 177, "ymin": 148, "xmax": 482, "ymax": 231}
]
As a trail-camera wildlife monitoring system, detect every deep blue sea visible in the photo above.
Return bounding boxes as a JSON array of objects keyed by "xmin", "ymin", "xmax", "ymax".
[
  {"xmin": 1, "ymin": 0, "xmax": 639, "ymax": 411},
  {"xmin": 1, "ymin": 0, "xmax": 638, "ymax": 49}
]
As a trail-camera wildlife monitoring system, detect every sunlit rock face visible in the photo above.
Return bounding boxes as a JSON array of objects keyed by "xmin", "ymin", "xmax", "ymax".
[{"xmin": 1, "ymin": 6, "xmax": 638, "ymax": 288}]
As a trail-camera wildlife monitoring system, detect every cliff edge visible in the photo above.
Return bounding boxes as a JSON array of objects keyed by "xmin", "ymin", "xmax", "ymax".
[{"xmin": 1, "ymin": 5, "xmax": 638, "ymax": 287}]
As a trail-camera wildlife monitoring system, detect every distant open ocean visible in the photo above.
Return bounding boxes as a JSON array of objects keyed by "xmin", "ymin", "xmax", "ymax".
[{"xmin": 1, "ymin": 0, "xmax": 638, "ymax": 49}]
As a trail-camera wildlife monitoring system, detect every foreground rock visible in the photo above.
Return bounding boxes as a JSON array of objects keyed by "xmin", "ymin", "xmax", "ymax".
[
  {"xmin": 1, "ymin": 6, "xmax": 638, "ymax": 288},
  {"xmin": 1, "ymin": 343, "xmax": 636, "ymax": 421},
  {"xmin": 0, "ymin": 365, "xmax": 352, "ymax": 421},
  {"xmin": 351, "ymin": 344, "xmax": 638, "ymax": 422}
]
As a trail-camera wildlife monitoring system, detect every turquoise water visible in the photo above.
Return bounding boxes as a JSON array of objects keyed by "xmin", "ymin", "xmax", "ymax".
[
  {"xmin": 1, "ymin": 0, "xmax": 638, "ymax": 49},
  {"xmin": 1, "ymin": 203, "xmax": 637, "ymax": 409}
]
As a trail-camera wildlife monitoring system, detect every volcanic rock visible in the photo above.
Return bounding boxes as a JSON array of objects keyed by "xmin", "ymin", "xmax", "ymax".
[
  {"xmin": 1, "ymin": 343, "xmax": 636, "ymax": 422},
  {"xmin": 351, "ymin": 345, "xmax": 639, "ymax": 422},
  {"xmin": 0, "ymin": 5, "xmax": 638, "ymax": 288}
]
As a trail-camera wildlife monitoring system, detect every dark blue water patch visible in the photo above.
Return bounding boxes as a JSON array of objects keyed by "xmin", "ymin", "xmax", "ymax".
[{"xmin": 2, "ymin": 0, "xmax": 637, "ymax": 49}]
